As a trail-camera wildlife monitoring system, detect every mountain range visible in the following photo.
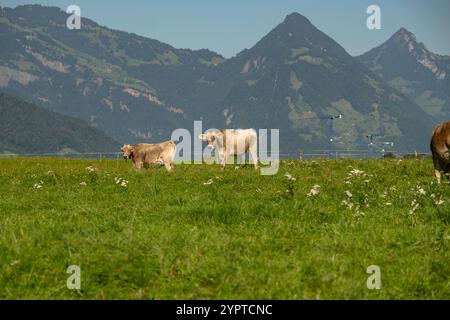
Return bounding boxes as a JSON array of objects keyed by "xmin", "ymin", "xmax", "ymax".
[
  {"xmin": 1, "ymin": 5, "xmax": 447, "ymax": 154},
  {"xmin": 0, "ymin": 92, "xmax": 119, "ymax": 154},
  {"xmin": 358, "ymin": 28, "xmax": 450, "ymax": 122}
]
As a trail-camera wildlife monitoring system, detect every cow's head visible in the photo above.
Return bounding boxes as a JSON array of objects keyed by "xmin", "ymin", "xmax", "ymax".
[
  {"xmin": 198, "ymin": 131, "xmax": 221, "ymax": 149},
  {"xmin": 121, "ymin": 144, "xmax": 134, "ymax": 159}
]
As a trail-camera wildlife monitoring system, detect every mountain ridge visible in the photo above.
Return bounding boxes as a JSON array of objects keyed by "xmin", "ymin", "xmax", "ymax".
[
  {"xmin": 358, "ymin": 27, "xmax": 450, "ymax": 121},
  {"xmin": 0, "ymin": 5, "xmax": 439, "ymax": 153},
  {"xmin": 0, "ymin": 92, "xmax": 120, "ymax": 154}
]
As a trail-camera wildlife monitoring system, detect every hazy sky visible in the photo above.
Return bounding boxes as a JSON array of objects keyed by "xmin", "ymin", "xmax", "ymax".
[{"xmin": 2, "ymin": 0, "xmax": 450, "ymax": 58}]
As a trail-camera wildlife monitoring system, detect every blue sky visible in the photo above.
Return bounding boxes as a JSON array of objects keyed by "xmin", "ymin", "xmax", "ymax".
[{"xmin": 2, "ymin": 0, "xmax": 450, "ymax": 58}]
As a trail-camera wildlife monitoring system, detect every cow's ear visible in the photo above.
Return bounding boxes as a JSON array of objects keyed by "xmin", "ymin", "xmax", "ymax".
[{"xmin": 198, "ymin": 134, "xmax": 207, "ymax": 141}]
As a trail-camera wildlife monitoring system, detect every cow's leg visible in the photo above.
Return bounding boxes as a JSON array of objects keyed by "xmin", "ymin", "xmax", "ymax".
[
  {"xmin": 249, "ymin": 145, "xmax": 258, "ymax": 169},
  {"xmin": 164, "ymin": 161, "xmax": 173, "ymax": 172},
  {"xmin": 435, "ymin": 169, "xmax": 442, "ymax": 184},
  {"xmin": 433, "ymin": 156, "xmax": 444, "ymax": 184},
  {"xmin": 221, "ymin": 153, "xmax": 227, "ymax": 170},
  {"xmin": 444, "ymin": 163, "xmax": 450, "ymax": 182},
  {"xmin": 159, "ymin": 153, "xmax": 173, "ymax": 172},
  {"xmin": 134, "ymin": 160, "xmax": 144, "ymax": 170},
  {"xmin": 235, "ymin": 154, "xmax": 243, "ymax": 170}
]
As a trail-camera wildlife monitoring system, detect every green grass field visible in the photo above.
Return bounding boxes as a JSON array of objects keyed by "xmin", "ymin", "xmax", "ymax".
[{"xmin": 0, "ymin": 158, "xmax": 448, "ymax": 299}]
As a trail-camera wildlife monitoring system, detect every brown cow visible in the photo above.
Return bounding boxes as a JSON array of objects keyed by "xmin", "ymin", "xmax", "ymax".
[
  {"xmin": 430, "ymin": 121, "xmax": 450, "ymax": 183},
  {"xmin": 121, "ymin": 141, "xmax": 176, "ymax": 172}
]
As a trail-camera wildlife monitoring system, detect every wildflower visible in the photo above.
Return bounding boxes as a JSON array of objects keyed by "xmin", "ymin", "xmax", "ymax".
[
  {"xmin": 409, "ymin": 199, "xmax": 419, "ymax": 214},
  {"xmin": 345, "ymin": 190, "xmax": 353, "ymax": 198},
  {"xmin": 435, "ymin": 199, "xmax": 444, "ymax": 206},
  {"xmin": 416, "ymin": 187, "xmax": 426, "ymax": 196},
  {"xmin": 79, "ymin": 182, "xmax": 87, "ymax": 186},
  {"xmin": 307, "ymin": 185, "xmax": 320, "ymax": 197},
  {"xmin": 33, "ymin": 181, "xmax": 43, "ymax": 189},
  {"xmin": 349, "ymin": 168, "xmax": 365, "ymax": 176},
  {"xmin": 341, "ymin": 199, "xmax": 354, "ymax": 209},
  {"xmin": 86, "ymin": 166, "xmax": 96, "ymax": 173},
  {"xmin": 203, "ymin": 179, "xmax": 214, "ymax": 185},
  {"xmin": 385, "ymin": 202, "xmax": 392, "ymax": 206},
  {"xmin": 114, "ymin": 177, "xmax": 128, "ymax": 188},
  {"xmin": 284, "ymin": 173, "xmax": 296, "ymax": 181}
]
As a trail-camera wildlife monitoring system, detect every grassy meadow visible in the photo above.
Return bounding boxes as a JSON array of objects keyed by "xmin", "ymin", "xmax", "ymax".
[{"xmin": 0, "ymin": 157, "xmax": 449, "ymax": 299}]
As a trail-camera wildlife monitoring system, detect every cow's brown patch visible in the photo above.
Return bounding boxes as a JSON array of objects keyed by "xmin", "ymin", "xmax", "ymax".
[{"xmin": 430, "ymin": 122, "xmax": 450, "ymax": 183}]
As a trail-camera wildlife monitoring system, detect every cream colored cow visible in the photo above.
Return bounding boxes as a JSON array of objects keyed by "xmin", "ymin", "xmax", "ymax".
[{"xmin": 199, "ymin": 129, "xmax": 258, "ymax": 169}]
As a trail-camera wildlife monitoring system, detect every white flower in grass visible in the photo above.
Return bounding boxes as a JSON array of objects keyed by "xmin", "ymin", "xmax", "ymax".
[
  {"xmin": 409, "ymin": 199, "xmax": 419, "ymax": 214},
  {"xmin": 86, "ymin": 166, "xmax": 96, "ymax": 173},
  {"xmin": 345, "ymin": 190, "xmax": 353, "ymax": 198},
  {"xmin": 341, "ymin": 199, "xmax": 354, "ymax": 209},
  {"xmin": 284, "ymin": 173, "xmax": 296, "ymax": 181},
  {"xmin": 416, "ymin": 187, "xmax": 426, "ymax": 196},
  {"xmin": 33, "ymin": 181, "xmax": 44, "ymax": 189},
  {"xmin": 307, "ymin": 185, "xmax": 320, "ymax": 197},
  {"xmin": 10, "ymin": 260, "xmax": 19, "ymax": 266},
  {"xmin": 79, "ymin": 182, "xmax": 87, "ymax": 186},
  {"xmin": 435, "ymin": 199, "xmax": 444, "ymax": 206},
  {"xmin": 385, "ymin": 202, "xmax": 392, "ymax": 206},
  {"xmin": 114, "ymin": 177, "xmax": 128, "ymax": 188},
  {"xmin": 203, "ymin": 179, "xmax": 214, "ymax": 185},
  {"xmin": 350, "ymin": 168, "xmax": 365, "ymax": 176}
]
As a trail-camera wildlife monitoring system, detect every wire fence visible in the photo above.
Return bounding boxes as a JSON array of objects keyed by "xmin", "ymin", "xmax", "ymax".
[{"xmin": 0, "ymin": 150, "xmax": 432, "ymax": 160}]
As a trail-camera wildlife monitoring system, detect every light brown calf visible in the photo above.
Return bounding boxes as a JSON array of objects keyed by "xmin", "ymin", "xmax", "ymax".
[{"xmin": 121, "ymin": 141, "xmax": 176, "ymax": 172}]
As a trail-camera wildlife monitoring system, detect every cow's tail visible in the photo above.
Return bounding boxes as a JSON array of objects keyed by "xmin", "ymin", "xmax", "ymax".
[{"xmin": 169, "ymin": 140, "xmax": 177, "ymax": 162}]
